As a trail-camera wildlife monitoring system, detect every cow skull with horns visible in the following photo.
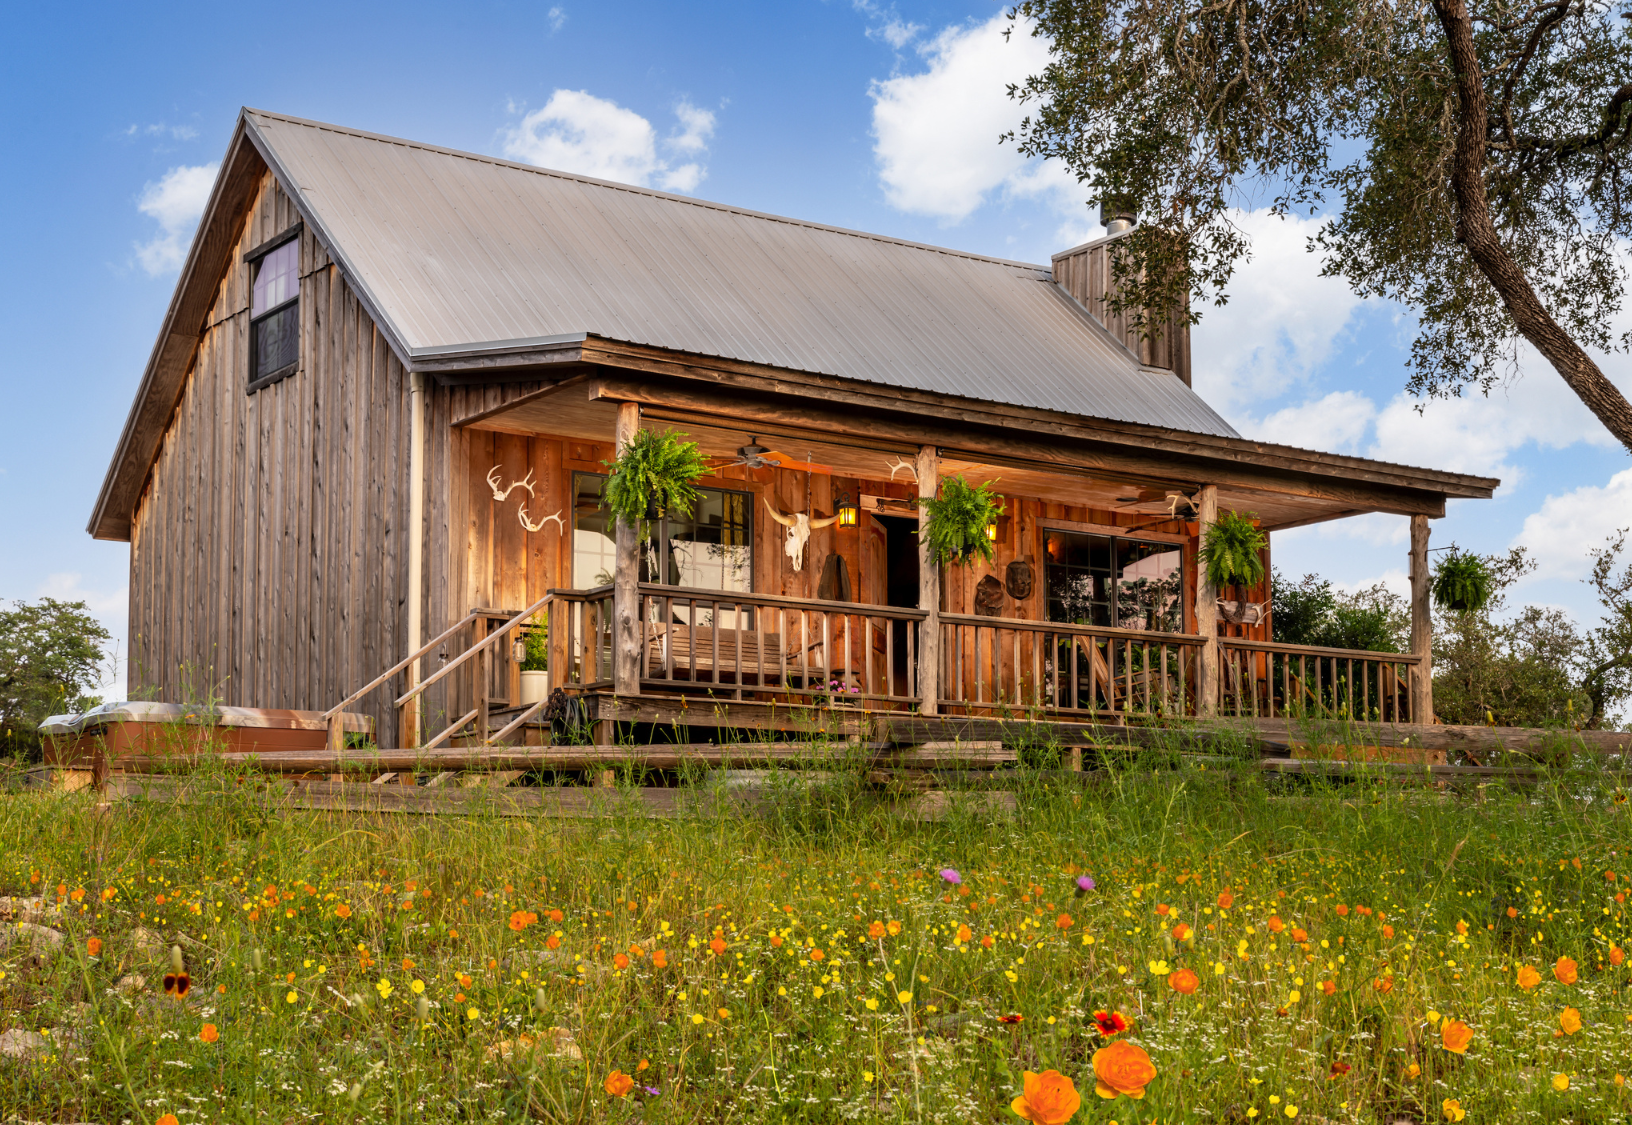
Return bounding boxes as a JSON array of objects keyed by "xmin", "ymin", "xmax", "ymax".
[{"xmin": 763, "ymin": 498, "xmax": 840, "ymax": 571}]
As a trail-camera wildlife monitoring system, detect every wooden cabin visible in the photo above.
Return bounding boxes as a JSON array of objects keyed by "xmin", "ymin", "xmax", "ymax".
[{"xmin": 89, "ymin": 109, "xmax": 1498, "ymax": 749}]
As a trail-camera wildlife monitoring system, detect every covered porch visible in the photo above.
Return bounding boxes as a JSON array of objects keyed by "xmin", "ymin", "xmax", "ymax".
[{"xmin": 354, "ymin": 368, "xmax": 1496, "ymax": 748}]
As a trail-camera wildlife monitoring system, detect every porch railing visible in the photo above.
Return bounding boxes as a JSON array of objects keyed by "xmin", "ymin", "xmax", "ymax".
[
  {"xmin": 637, "ymin": 583, "xmax": 927, "ymax": 705},
  {"xmin": 939, "ymin": 614, "xmax": 1208, "ymax": 718},
  {"xmin": 1218, "ymin": 637, "xmax": 1422, "ymax": 722}
]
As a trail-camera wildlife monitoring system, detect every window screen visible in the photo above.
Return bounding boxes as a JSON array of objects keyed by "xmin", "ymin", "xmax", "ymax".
[
  {"xmin": 1044, "ymin": 529, "xmax": 1184, "ymax": 631},
  {"xmin": 249, "ymin": 237, "xmax": 299, "ymax": 388},
  {"xmin": 572, "ymin": 473, "xmax": 753, "ymax": 596}
]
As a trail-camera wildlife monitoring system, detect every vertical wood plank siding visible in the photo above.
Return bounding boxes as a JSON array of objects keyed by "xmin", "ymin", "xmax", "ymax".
[
  {"xmin": 1052, "ymin": 239, "xmax": 1193, "ymax": 387},
  {"xmin": 127, "ymin": 171, "xmax": 410, "ymax": 744}
]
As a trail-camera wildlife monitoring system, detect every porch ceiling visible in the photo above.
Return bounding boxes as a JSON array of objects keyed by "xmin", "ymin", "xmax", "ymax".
[{"xmin": 464, "ymin": 390, "xmax": 1371, "ymax": 532}]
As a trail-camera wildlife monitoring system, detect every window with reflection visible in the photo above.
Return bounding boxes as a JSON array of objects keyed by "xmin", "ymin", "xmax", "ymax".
[
  {"xmin": 1044, "ymin": 529, "xmax": 1184, "ymax": 631},
  {"xmin": 571, "ymin": 472, "xmax": 752, "ymax": 594},
  {"xmin": 249, "ymin": 234, "xmax": 300, "ymax": 390}
]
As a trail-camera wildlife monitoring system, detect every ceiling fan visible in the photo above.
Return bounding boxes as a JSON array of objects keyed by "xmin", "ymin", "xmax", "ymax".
[
  {"xmin": 715, "ymin": 436, "xmax": 833, "ymax": 475},
  {"xmin": 1111, "ymin": 488, "xmax": 1197, "ymax": 519}
]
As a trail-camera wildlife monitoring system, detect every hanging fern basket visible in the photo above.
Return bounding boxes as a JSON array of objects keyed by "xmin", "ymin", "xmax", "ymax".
[
  {"xmin": 920, "ymin": 476, "xmax": 1003, "ymax": 568},
  {"xmin": 1433, "ymin": 551, "xmax": 1492, "ymax": 613},
  {"xmin": 1198, "ymin": 510, "xmax": 1267, "ymax": 591},
  {"xmin": 600, "ymin": 428, "xmax": 712, "ymax": 532}
]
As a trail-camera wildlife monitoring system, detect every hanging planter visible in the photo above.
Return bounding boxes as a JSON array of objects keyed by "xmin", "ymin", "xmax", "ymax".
[
  {"xmin": 1198, "ymin": 509, "xmax": 1267, "ymax": 625},
  {"xmin": 920, "ymin": 476, "xmax": 1004, "ymax": 567},
  {"xmin": 601, "ymin": 428, "xmax": 711, "ymax": 532},
  {"xmin": 1433, "ymin": 550, "xmax": 1492, "ymax": 613}
]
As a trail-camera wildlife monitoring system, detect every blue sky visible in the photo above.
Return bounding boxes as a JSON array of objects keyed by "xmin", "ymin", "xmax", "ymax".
[{"xmin": 3, "ymin": 0, "xmax": 1628, "ymax": 696}]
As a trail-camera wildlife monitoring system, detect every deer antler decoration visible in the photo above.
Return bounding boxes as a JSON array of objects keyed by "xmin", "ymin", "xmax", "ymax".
[
  {"xmin": 486, "ymin": 466, "xmax": 537, "ymax": 502},
  {"xmin": 519, "ymin": 505, "xmax": 566, "ymax": 534},
  {"xmin": 886, "ymin": 456, "xmax": 917, "ymax": 482}
]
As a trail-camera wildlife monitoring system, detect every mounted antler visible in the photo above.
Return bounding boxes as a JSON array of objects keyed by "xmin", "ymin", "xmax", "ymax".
[
  {"xmin": 486, "ymin": 466, "xmax": 537, "ymax": 502},
  {"xmin": 763, "ymin": 497, "xmax": 838, "ymax": 572},
  {"xmin": 886, "ymin": 456, "xmax": 917, "ymax": 482},
  {"xmin": 519, "ymin": 505, "xmax": 565, "ymax": 534}
]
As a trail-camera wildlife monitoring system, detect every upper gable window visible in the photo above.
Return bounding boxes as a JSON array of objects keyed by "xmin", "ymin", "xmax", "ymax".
[{"xmin": 247, "ymin": 228, "xmax": 301, "ymax": 391}]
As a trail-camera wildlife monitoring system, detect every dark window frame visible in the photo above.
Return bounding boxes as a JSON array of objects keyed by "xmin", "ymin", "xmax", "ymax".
[
  {"xmin": 245, "ymin": 223, "xmax": 303, "ymax": 393},
  {"xmin": 1041, "ymin": 526, "xmax": 1188, "ymax": 633},
  {"xmin": 571, "ymin": 471, "xmax": 755, "ymax": 595}
]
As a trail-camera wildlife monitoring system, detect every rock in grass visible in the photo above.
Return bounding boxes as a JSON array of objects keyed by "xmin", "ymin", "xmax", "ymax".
[
  {"xmin": 0, "ymin": 922, "xmax": 66, "ymax": 967},
  {"xmin": 0, "ymin": 897, "xmax": 61, "ymax": 924},
  {"xmin": 131, "ymin": 927, "xmax": 164, "ymax": 959},
  {"xmin": 0, "ymin": 1029, "xmax": 48, "ymax": 1060},
  {"xmin": 114, "ymin": 973, "xmax": 147, "ymax": 995}
]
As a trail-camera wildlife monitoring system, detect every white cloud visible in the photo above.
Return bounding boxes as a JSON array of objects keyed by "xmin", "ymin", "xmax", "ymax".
[
  {"xmin": 547, "ymin": 6, "xmax": 566, "ymax": 31},
  {"xmin": 869, "ymin": 14, "xmax": 1081, "ymax": 226},
  {"xmin": 1190, "ymin": 209, "xmax": 1364, "ymax": 421},
  {"xmin": 1511, "ymin": 467, "xmax": 1632, "ymax": 583},
  {"xmin": 502, "ymin": 91, "xmax": 715, "ymax": 192},
  {"xmin": 854, "ymin": 0, "xmax": 922, "ymax": 47},
  {"xmin": 1254, "ymin": 390, "xmax": 1376, "ymax": 454},
  {"xmin": 125, "ymin": 122, "xmax": 199, "ymax": 141},
  {"xmin": 133, "ymin": 162, "xmax": 218, "ymax": 276}
]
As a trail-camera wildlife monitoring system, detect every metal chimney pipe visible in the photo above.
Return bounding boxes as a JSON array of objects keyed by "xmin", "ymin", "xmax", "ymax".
[{"xmin": 1099, "ymin": 199, "xmax": 1136, "ymax": 235}]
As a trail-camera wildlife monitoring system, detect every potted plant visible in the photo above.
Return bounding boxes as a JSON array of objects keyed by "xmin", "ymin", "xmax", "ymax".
[
  {"xmin": 601, "ymin": 428, "xmax": 712, "ymax": 531},
  {"xmin": 920, "ymin": 476, "xmax": 1004, "ymax": 567},
  {"xmin": 1433, "ymin": 550, "xmax": 1492, "ymax": 613},
  {"xmin": 1198, "ymin": 509, "xmax": 1267, "ymax": 625},
  {"xmin": 518, "ymin": 619, "xmax": 550, "ymax": 706}
]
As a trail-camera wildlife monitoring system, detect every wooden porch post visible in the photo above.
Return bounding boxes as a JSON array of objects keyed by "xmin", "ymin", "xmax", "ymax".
[
  {"xmin": 1196, "ymin": 484, "xmax": 1220, "ymax": 717},
  {"xmin": 1409, "ymin": 514, "xmax": 1434, "ymax": 723},
  {"xmin": 613, "ymin": 401, "xmax": 643, "ymax": 697},
  {"xmin": 917, "ymin": 444, "xmax": 940, "ymax": 716}
]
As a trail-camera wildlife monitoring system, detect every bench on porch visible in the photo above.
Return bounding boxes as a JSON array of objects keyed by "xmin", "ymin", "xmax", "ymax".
[{"xmin": 645, "ymin": 622, "xmax": 835, "ymax": 685}]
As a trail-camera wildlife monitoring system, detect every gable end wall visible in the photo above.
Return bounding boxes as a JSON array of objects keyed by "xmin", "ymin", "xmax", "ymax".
[{"xmin": 128, "ymin": 170, "xmax": 412, "ymax": 743}]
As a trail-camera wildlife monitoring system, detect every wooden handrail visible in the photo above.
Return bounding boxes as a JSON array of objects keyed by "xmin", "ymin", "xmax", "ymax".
[
  {"xmin": 637, "ymin": 582, "xmax": 929, "ymax": 619},
  {"xmin": 939, "ymin": 613, "xmax": 1208, "ymax": 645},
  {"xmin": 1219, "ymin": 637, "xmax": 1421, "ymax": 663},
  {"xmin": 396, "ymin": 588, "xmax": 599, "ymax": 707},
  {"xmin": 323, "ymin": 610, "xmax": 482, "ymax": 720}
]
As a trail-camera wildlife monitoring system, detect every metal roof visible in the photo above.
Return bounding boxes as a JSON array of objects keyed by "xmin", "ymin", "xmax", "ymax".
[{"xmin": 244, "ymin": 109, "xmax": 1241, "ymax": 439}]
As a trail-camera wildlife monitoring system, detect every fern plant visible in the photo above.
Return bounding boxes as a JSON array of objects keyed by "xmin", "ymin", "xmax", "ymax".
[
  {"xmin": 1433, "ymin": 550, "xmax": 1492, "ymax": 613},
  {"xmin": 601, "ymin": 428, "xmax": 712, "ymax": 531},
  {"xmin": 920, "ymin": 476, "xmax": 1003, "ymax": 567},
  {"xmin": 1198, "ymin": 510, "xmax": 1267, "ymax": 591}
]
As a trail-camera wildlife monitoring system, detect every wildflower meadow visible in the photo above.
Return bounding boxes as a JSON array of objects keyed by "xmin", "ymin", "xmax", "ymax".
[{"xmin": 2, "ymin": 759, "xmax": 1630, "ymax": 1123}]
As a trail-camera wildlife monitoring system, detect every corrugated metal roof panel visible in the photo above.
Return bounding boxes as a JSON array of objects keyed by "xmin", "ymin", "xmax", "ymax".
[{"xmin": 247, "ymin": 109, "xmax": 1241, "ymax": 438}]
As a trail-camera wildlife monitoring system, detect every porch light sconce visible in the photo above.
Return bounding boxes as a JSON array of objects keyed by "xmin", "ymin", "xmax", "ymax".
[
  {"xmin": 985, "ymin": 521, "xmax": 999, "ymax": 542},
  {"xmin": 837, "ymin": 491, "xmax": 859, "ymax": 528}
]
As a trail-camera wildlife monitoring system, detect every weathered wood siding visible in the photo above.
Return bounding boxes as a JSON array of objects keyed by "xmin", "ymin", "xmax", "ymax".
[
  {"xmin": 1052, "ymin": 236, "xmax": 1193, "ymax": 386},
  {"xmin": 127, "ymin": 171, "xmax": 414, "ymax": 743}
]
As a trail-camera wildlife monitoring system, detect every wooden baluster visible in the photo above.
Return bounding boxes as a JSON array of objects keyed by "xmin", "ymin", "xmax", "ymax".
[{"xmin": 905, "ymin": 618, "xmax": 915, "ymax": 701}]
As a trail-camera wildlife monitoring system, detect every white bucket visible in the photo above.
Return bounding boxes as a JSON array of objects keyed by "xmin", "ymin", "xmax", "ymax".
[{"xmin": 519, "ymin": 670, "xmax": 550, "ymax": 706}]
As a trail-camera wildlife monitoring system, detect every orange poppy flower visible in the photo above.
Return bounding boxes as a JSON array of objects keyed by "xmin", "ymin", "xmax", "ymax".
[
  {"xmin": 1217, "ymin": 889, "xmax": 1235, "ymax": 910},
  {"xmin": 1517, "ymin": 964, "xmax": 1541, "ymax": 989},
  {"xmin": 1373, "ymin": 977, "xmax": 1394, "ymax": 993},
  {"xmin": 1092, "ymin": 1040, "xmax": 1157, "ymax": 1100},
  {"xmin": 1267, "ymin": 916, "xmax": 1285, "ymax": 933},
  {"xmin": 709, "ymin": 936, "xmax": 727, "ymax": 955},
  {"xmin": 1155, "ymin": 903, "xmax": 1170, "ymax": 916},
  {"xmin": 1321, "ymin": 980, "xmax": 1336, "ymax": 995},
  {"xmin": 199, "ymin": 1023, "xmax": 219, "ymax": 1043},
  {"xmin": 545, "ymin": 934, "xmax": 561, "ymax": 950},
  {"xmin": 981, "ymin": 935, "xmax": 995, "ymax": 949},
  {"xmin": 335, "ymin": 904, "xmax": 352, "ymax": 919},
  {"xmin": 1554, "ymin": 956, "xmax": 1579, "ymax": 985},
  {"xmin": 1167, "ymin": 968, "xmax": 1199, "ymax": 994},
  {"xmin": 1092, "ymin": 1010, "xmax": 1129, "ymax": 1036},
  {"xmin": 1610, "ymin": 945, "xmax": 1625, "ymax": 967},
  {"xmin": 1559, "ymin": 1007, "xmax": 1582, "ymax": 1035},
  {"xmin": 809, "ymin": 948, "xmax": 824, "ymax": 962},
  {"xmin": 886, "ymin": 920, "xmax": 902, "ymax": 936},
  {"xmin": 604, "ymin": 1070, "xmax": 634, "ymax": 1098},
  {"xmin": 1441, "ymin": 1019, "xmax": 1473, "ymax": 1054},
  {"xmin": 1011, "ymin": 1069, "xmax": 1081, "ymax": 1123},
  {"xmin": 652, "ymin": 950, "xmax": 667, "ymax": 969},
  {"xmin": 1290, "ymin": 928, "xmax": 1307, "ymax": 944},
  {"xmin": 86, "ymin": 937, "xmax": 101, "ymax": 957},
  {"xmin": 1335, "ymin": 904, "xmax": 1350, "ymax": 917},
  {"xmin": 156, "ymin": 1116, "xmax": 179, "ymax": 1125},
  {"xmin": 508, "ymin": 911, "xmax": 537, "ymax": 932},
  {"xmin": 956, "ymin": 924, "xmax": 973, "ymax": 943},
  {"xmin": 1382, "ymin": 925, "xmax": 1395, "ymax": 939},
  {"xmin": 613, "ymin": 954, "xmax": 630, "ymax": 971},
  {"xmin": 868, "ymin": 921, "xmax": 887, "ymax": 939},
  {"xmin": 547, "ymin": 909, "xmax": 564, "ymax": 923},
  {"xmin": 1172, "ymin": 923, "xmax": 1192, "ymax": 942},
  {"xmin": 1056, "ymin": 913, "xmax": 1073, "ymax": 930}
]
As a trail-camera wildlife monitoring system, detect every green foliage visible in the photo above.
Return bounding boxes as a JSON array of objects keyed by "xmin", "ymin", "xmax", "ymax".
[
  {"xmin": 920, "ymin": 476, "xmax": 1003, "ymax": 567},
  {"xmin": 520, "ymin": 619, "xmax": 549, "ymax": 672},
  {"xmin": 0, "ymin": 599, "xmax": 111, "ymax": 760},
  {"xmin": 1271, "ymin": 570, "xmax": 1406, "ymax": 653},
  {"xmin": 1197, "ymin": 510, "xmax": 1266, "ymax": 591},
  {"xmin": 1433, "ymin": 550, "xmax": 1493, "ymax": 613},
  {"xmin": 600, "ymin": 428, "xmax": 712, "ymax": 532},
  {"xmin": 1006, "ymin": 0, "xmax": 1632, "ymax": 430}
]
